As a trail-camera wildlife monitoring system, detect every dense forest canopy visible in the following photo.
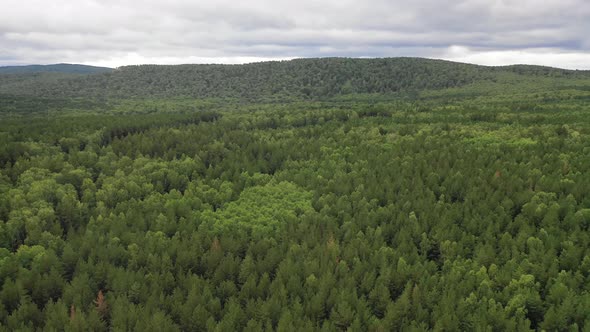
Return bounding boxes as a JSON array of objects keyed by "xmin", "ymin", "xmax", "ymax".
[
  {"xmin": 0, "ymin": 58, "xmax": 590, "ymax": 330},
  {"xmin": 2, "ymin": 58, "xmax": 590, "ymax": 101}
]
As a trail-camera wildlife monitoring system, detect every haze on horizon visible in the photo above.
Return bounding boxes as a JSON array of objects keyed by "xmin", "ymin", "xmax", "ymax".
[{"xmin": 1, "ymin": 0, "xmax": 589, "ymax": 69}]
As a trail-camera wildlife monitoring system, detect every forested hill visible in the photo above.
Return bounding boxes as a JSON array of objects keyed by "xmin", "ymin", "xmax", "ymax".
[
  {"xmin": 0, "ymin": 64, "xmax": 113, "ymax": 75},
  {"xmin": 1, "ymin": 57, "xmax": 589, "ymax": 100},
  {"xmin": 3, "ymin": 57, "xmax": 590, "ymax": 330}
]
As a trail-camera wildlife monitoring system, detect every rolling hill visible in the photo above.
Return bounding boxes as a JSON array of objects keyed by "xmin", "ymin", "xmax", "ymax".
[
  {"xmin": 0, "ymin": 63, "xmax": 113, "ymax": 75},
  {"xmin": 0, "ymin": 58, "xmax": 590, "ymax": 102},
  {"xmin": 2, "ymin": 57, "xmax": 590, "ymax": 330},
  {"xmin": 1, "ymin": 58, "xmax": 589, "ymax": 101}
]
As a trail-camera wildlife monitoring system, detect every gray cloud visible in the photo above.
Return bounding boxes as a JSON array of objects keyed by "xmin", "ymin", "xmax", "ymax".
[{"xmin": 1, "ymin": 0, "xmax": 589, "ymax": 68}]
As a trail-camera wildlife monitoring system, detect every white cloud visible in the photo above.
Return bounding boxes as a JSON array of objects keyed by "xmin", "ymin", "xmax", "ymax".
[
  {"xmin": 82, "ymin": 53, "xmax": 295, "ymax": 68},
  {"xmin": 441, "ymin": 46, "xmax": 590, "ymax": 70},
  {"xmin": 0, "ymin": 0, "xmax": 589, "ymax": 68}
]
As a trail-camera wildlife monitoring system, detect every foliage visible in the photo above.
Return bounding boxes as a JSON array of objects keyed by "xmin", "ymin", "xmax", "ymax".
[
  {"xmin": 1, "ymin": 61, "xmax": 590, "ymax": 330},
  {"xmin": 2, "ymin": 57, "xmax": 589, "ymax": 102}
]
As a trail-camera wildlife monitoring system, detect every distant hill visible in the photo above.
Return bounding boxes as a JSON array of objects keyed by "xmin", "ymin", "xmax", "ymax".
[
  {"xmin": 0, "ymin": 63, "xmax": 113, "ymax": 75},
  {"xmin": 1, "ymin": 58, "xmax": 589, "ymax": 100}
]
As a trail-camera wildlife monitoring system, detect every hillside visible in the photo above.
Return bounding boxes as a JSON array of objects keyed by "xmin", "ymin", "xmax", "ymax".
[
  {"xmin": 1, "ymin": 58, "xmax": 589, "ymax": 101},
  {"xmin": 2, "ymin": 57, "xmax": 590, "ymax": 330}
]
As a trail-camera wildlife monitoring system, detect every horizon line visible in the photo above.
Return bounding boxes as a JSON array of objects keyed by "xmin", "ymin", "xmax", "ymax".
[{"xmin": 1, "ymin": 56, "xmax": 588, "ymax": 72}]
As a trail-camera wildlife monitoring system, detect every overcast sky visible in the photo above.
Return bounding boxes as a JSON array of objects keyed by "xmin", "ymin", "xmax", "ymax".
[{"xmin": 1, "ymin": 0, "xmax": 589, "ymax": 69}]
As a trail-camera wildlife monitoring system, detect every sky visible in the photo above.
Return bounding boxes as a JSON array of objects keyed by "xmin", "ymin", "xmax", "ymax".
[{"xmin": 1, "ymin": 0, "xmax": 589, "ymax": 69}]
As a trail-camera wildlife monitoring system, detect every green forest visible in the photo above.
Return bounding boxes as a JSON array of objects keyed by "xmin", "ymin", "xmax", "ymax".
[{"xmin": 1, "ymin": 58, "xmax": 590, "ymax": 331}]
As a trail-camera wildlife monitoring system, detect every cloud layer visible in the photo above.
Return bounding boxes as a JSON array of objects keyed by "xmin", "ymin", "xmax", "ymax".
[{"xmin": 1, "ymin": 0, "xmax": 590, "ymax": 68}]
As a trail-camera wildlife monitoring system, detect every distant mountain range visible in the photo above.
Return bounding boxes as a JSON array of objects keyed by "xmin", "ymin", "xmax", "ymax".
[
  {"xmin": 0, "ymin": 63, "xmax": 113, "ymax": 75},
  {"xmin": 1, "ymin": 58, "xmax": 589, "ymax": 100}
]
